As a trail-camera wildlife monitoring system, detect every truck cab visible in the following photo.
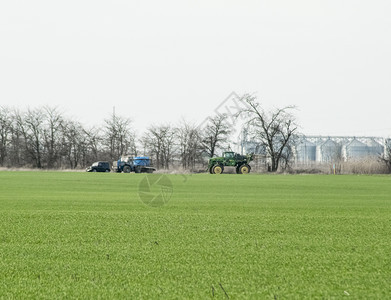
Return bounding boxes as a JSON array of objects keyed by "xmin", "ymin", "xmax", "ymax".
[{"xmin": 86, "ymin": 161, "xmax": 111, "ymax": 172}]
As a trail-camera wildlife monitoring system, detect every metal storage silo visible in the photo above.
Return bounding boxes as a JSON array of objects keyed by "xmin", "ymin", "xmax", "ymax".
[
  {"xmin": 244, "ymin": 141, "xmax": 264, "ymax": 154},
  {"xmin": 386, "ymin": 138, "xmax": 391, "ymax": 159},
  {"xmin": 241, "ymin": 141, "xmax": 256, "ymax": 154},
  {"xmin": 317, "ymin": 139, "xmax": 340, "ymax": 162},
  {"xmin": 296, "ymin": 139, "xmax": 316, "ymax": 163},
  {"xmin": 254, "ymin": 143, "xmax": 267, "ymax": 155},
  {"xmin": 366, "ymin": 139, "xmax": 384, "ymax": 157},
  {"xmin": 345, "ymin": 139, "xmax": 368, "ymax": 160}
]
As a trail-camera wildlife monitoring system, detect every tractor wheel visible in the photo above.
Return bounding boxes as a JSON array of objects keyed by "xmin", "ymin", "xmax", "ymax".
[
  {"xmin": 208, "ymin": 167, "xmax": 213, "ymax": 174},
  {"xmin": 92, "ymin": 169, "xmax": 97, "ymax": 172},
  {"xmin": 239, "ymin": 164, "xmax": 251, "ymax": 174},
  {"xmin": 212, "ymin": 165, "xmax": 224, "ymax": 174},
  {"xmin": 235, "ymin": 166, "xmax": 240, "ymax": 174},
  {"xmin": 123, "ymin": 166, "xmax": 131, "ymax": 173}
]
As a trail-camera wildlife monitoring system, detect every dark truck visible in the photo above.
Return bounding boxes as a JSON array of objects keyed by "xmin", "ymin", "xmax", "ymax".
[{"xmin": 86, "ymin": 161, "xmax": 111, "ymax": 172}]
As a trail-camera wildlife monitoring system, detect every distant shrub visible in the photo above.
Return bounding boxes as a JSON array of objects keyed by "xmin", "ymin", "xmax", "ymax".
[{"xmin": 278, "ymin": 158, "xmax": 389, "ymax": 175}]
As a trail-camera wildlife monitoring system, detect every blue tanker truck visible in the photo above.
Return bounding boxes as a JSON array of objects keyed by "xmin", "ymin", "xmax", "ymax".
[{"xmin": 113, "ymin": 155, "xmax": 156, "ymax": 173}]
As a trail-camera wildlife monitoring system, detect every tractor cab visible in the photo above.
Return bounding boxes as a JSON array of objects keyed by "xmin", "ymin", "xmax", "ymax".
[
  {"xmin": 223, "ymin": 152, "xmax": 235, "ymax": 159},
  {"xmin": 222, "ymin": 152, "xmax": 237, "ymax": 167}
]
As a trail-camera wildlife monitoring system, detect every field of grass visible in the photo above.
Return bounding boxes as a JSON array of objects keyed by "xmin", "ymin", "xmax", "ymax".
[{"xmin": 0, "ymin": 171, "xmax": 390, "ymax": 299}]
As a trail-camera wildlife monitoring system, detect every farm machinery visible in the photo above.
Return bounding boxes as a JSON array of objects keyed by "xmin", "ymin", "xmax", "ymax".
[
  {"xmin": 207, "ymin": 151, "xmax": 254, "ymax": 174},
  {"xmin": 113, "ymin": 155, "xmax": 156, "ymax": 173}
]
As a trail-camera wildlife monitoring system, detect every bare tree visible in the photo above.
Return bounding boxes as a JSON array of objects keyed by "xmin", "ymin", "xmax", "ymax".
[
  {"xmin": 84, "ymin": 126, "xmax": 102, "ymax": 164},
  {"xmin": 177, "ymin": 120, "xmax": 204, "ymax": 170},
  {"xmin": 201, "ymin": 113, "xmax": 232, "ymax": 158},
  {"xmin": 16, "ymin": 108, "xmax": 46, "ymax": 168},
  {"xmin": 61, "ymin": 120, "xmax": 87, "ymax": 169},
  {"xmin": 142, "ymin": 124, "xmax": 176, "ymax": 169},
  {"xmin": 8, "ymin": 109, "xmax": 24, "ymax": 167},
  {"xmin": 237, "ymin": 94, "xmax": 298, "ymax": 172},
  {"xmin": 103, "ymin": 113, "xmax": 136, "ymax": 160},
  {"xmin": 0, "ymin": 106, "xmax": 12, "ymax": 166},
  {"xmin": 43, "ymin": 106, "xmax": 63, "ymax": 168},
  {"xmin": 279, "ymin": 143, "xmax": 296, "ymax": 171}
]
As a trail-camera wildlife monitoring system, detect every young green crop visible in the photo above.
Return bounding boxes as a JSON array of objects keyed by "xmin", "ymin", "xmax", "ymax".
[{"xmin": 0, "ymin": 172, "xmax": 390, "ymax": 298}]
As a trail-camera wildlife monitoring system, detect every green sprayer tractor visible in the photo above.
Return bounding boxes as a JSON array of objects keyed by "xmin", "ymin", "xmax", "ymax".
[{"xmin": 207, "ymin": 151, "xmax": 254, "ymax": 174}]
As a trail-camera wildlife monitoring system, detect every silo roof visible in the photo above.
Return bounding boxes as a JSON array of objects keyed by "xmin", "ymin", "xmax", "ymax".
[
  {"xmin": 322, "ymin": 139, "xmax": 337, "ymax": 147},
  {"xmin": 347, "ymin": 139, "xmax": 367, "ymax": 147},
  {"xmin": 298, "ymin": 139, "xmax": 316, "ymax": 146},
  {"xmin": 366, "ymin": 139, "xmax": 382, "ymax": 147}
]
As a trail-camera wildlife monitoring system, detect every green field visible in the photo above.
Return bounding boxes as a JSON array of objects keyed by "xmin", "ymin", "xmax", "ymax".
[{"xmin": 0, "ymin": 172, "xmax": 390, "ymax": 299}]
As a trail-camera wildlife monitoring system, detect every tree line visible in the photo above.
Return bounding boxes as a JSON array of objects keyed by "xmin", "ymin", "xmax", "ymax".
[{"xmin": 0, "ymin": 106, "xmax": 232, "ymax": 170}]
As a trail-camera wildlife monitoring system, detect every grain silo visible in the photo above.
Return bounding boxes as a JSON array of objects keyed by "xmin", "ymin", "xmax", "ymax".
[
  {"xmin": 386, "ymin": 139, "xmax": 391, "ymax": 159},
  {"xmin": 344, "ymin": 139, "xmax": 368, "ymax": 160},
  {"xmin": 366, "ymin": 139, "xmax": 384, "ymax": 157},
  {"xmin": 296, "ymin": 139, "xmax": 316, "ymax": 163},
  {"xmin": 316, "ymin": 139, "xmax": 340, "ymax": 162},
  {"xmin": 242, "ymin": 141, "xmax": 265, "ymax": 155}
]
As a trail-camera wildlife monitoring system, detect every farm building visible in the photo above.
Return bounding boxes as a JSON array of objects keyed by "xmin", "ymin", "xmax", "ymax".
[{"xmin": 239, "ymin": 130, "xmax": 387, "ymax": 164}]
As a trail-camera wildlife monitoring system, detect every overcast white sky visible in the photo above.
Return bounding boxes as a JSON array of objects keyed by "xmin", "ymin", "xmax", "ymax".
[{"xmin": 1, "ymin": 0, "xmax": 390, "ymax": 138}]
